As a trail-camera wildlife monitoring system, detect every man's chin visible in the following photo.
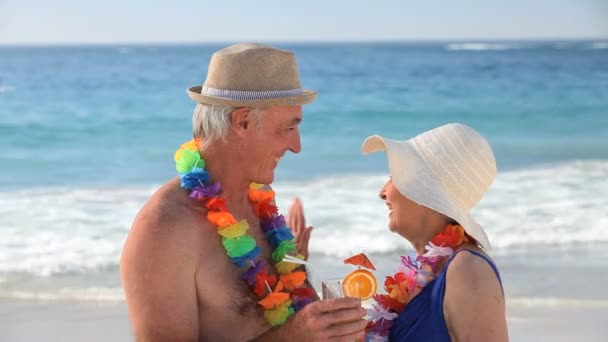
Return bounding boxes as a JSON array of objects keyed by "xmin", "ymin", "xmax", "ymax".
[{"xmin": 254, "ymin": 174, "xmax": 275, "ymax": 185}]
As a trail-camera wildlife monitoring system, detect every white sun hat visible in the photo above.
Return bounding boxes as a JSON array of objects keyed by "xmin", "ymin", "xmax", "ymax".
[{"xmin": 361, "ymin": 123, "xmax": 496, "ymax": 250}]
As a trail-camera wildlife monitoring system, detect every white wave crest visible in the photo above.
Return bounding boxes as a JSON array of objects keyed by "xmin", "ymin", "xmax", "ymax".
[
  {"xmin": 475, "ymin": 160, "xmax": 608, "ymax": 249},
  {"xmin": 591, "ymin": 42, "xmax": 608, "ymax": 50},
  {"xmin": 1, "ymin": 160, "xmax": 607, "ymax": 274},
  {"xmin": 0, "ymin": 84, "xmax": 16, "ymax": 93},
  {"xmin": 274, "ymin": 160, "xmax": 608, "ymax": 256},
  {"xmin": 0, "ymin": 287, "xmax": 124, "ymax": 302},
  {"xmin": 507, "ymin": 296, "xmax": 608, "ymax": 308},
  {"xmin": 0, "ymin": 186, "xmax": 157, "ymax": 275},
  {"xmin": 446, "ymin": 43, "xmax": 520, "ymax": 51}
]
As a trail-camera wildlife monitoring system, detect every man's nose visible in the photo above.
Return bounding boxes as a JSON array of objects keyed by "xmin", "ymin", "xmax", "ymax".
[{"xmin": 289, "ymin": 130, "xmax": 301, "ymax": 154}]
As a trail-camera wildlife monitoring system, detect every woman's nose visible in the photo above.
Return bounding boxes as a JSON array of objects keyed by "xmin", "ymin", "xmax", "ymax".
[{"xmin": 379, "ymin": 188, "xmax": 386, "ymax": 200}]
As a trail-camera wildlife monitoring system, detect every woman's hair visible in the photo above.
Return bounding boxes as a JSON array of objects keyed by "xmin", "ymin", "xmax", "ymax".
[
  {"xmin": 446, "ymin": 217, "xmax": 459, "ymax": 225},
  {"xmin": 445, "ymin": 216, "xmax": 482, "ymax": 249},
  {"xmin": 192, "ymin": 104, "xmax": 263, "ymax": 150}
]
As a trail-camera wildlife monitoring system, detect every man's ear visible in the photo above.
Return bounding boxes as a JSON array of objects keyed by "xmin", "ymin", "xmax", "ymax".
[{"xmin": 230, "ymin": 107, "xmax": 252, "ymax": 135}]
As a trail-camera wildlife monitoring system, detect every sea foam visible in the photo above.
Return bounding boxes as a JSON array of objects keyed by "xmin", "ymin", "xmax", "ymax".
[{"xmin": 0, "ymin": 160, "xmax": 606, "ymax": 276}]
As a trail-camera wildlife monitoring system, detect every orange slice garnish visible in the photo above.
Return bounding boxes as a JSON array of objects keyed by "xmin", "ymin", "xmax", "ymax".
[{"xmin": 342, "ymin": 269, "xmax": 377, "ymax": 300}]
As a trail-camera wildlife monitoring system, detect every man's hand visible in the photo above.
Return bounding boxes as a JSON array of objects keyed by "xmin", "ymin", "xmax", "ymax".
[
  {"xmin": 256, "ymin": 297, "xmax": 368, "ymax": 341},
  {"xmin": 287, "ymin": 197, "xmax": 313, "ymax": 259}
]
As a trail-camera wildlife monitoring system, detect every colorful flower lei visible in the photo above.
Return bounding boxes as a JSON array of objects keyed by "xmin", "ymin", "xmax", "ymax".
[
  {"xmin": 174, "ymin": 139, "xmax": 314, "ymax": 326},
  {"xmin": 366, "ymin": 224, "xmax": 469, "ymax": 337}
]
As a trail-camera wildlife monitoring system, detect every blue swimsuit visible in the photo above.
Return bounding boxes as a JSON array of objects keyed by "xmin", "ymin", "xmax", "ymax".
[{"xmin": 389, "ymin": 249, "xmax": 503, "ymax": 342}]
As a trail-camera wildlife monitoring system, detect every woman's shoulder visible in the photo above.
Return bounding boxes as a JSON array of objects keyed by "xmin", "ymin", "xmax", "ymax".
[{"xmin": 445, "ymin": 245, "xmax": 499, "ymax": 288}]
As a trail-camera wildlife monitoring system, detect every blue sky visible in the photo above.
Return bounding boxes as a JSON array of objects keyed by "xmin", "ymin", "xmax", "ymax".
[{"xmin": 0, "ymin": 0, "xmax": 606, "ymax": 44}]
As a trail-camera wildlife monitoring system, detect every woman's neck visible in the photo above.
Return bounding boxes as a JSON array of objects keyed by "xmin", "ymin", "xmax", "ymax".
[{"xmin": 411, "ymin": 216, "xmax": 450, "ymax": 255}]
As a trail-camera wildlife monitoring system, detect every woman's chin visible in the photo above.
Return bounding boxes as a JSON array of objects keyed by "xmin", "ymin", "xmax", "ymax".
[{"xmin": 388, "ymin": 224, "xmax": 407, "ymax": 239}]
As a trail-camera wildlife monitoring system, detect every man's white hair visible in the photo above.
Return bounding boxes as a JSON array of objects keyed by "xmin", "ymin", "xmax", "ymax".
[{"xmin": 192, "ymin": 104, "xmax": 263, "ymax": 150}]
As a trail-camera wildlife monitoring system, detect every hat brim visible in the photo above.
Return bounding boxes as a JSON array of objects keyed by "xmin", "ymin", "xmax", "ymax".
[
  {"xmin": 187, "ymin": 86, "xmax": 317, "ymax": 107},
  {"xmin": 362, "ymin": 135, "xmax": 492, "ymax": 250}
]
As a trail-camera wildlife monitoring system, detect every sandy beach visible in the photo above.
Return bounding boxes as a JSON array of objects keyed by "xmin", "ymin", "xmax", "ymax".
[
  {"xmin": 506, "ymin": 300, "xmax": 608, "ymax": 341},
  {"xmin": 0, "ymin": 300, "xmax": 131, "ymax": 342},
  {"xmin": 2, "ymin": 245, "xmax": 607, "ymax": 341},
  {"xmin": 1, "ymin": 297, "xmax": 606, "ymax": 341}
]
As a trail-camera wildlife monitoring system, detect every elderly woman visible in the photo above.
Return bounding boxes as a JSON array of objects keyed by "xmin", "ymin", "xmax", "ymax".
[{"xmin": 361, "ymin": 123, "xmax": 508, "ymax": 341}]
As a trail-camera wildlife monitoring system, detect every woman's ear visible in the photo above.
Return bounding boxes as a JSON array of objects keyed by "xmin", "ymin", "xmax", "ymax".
[{"xmin": 230, "ymin": 107, "xmax": 252, "ymax": 134}]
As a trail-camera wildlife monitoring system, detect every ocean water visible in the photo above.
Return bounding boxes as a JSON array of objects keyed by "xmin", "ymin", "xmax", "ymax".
[{"xmin": 1, "ymin": 41, "xmax": 607, "ymax": 304}]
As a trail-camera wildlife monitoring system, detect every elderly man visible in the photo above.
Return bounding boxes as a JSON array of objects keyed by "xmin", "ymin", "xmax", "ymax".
[{"xmin": 120, "ymin": 43, "xmax": 367, "ymax": 341}]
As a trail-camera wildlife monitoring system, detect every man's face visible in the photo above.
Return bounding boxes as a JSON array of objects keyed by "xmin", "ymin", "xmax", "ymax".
[{"xmin": 247, "ymin": 106, "xmax": 302, "ymax": 184}]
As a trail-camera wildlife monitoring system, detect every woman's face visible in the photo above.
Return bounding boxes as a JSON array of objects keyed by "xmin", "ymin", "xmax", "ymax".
[{"xmin": 378, "ymin": 178, "xmax": 433, "ymax": 241}]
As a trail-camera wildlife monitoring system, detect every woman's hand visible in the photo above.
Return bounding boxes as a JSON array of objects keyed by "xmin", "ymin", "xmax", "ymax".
[{"xmin": 287, "ymin": 197, "xmax": 313, "ymax": 259}]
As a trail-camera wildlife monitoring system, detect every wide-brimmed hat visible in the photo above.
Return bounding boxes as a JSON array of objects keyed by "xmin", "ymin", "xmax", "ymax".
[
  {"xmin": 361, "ymin": 123, "xmax": 496, "ymax": 249},
  {"xmin": 187, "ymin": 43, "xmax": 316, "ymax": 107}
]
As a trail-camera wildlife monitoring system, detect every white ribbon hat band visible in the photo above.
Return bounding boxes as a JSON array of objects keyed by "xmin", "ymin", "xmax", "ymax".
[{"xmin": 201, "ymin": 86, "xmax": 304, "ymax": 101}]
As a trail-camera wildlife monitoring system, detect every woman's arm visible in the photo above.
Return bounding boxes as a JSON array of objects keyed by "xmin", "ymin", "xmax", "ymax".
[{"xmin": 443, "ymin": 251, "xmax": 509, "ymax": 342}]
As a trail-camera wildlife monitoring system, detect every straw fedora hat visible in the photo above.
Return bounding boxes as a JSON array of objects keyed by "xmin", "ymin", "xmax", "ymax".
[
  {"xmin": 362, "ymin": 123, "xmax": 496, "ymax": 249},
  {"xmin": 187, "ymin": 43, "xmax": 316, "ymax": 107}
]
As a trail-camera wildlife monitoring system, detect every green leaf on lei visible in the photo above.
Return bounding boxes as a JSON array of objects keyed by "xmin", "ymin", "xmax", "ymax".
[
  {"xmin": 222, "ymin": 235, "xmax": 257, "ymax": 258},
  {"xmin": 176, "ymin": 149, "xmax": 206, "ymax": 173},
  {"xmin": 264, "ymin": 300, "xmax": 295, "ymax": 326},
  {"xmin": 271, "ymin": 240, "xmax": 296, "ymax": 262}
]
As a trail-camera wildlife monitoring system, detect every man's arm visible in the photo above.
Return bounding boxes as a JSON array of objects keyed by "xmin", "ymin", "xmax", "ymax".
[
  {"xmin": 120, "ymin": 203, "xmax": 201, "ymax": 341},
  {"xmin": 444, "ymin": 251, "xmax": 508, "ymax": 342}
]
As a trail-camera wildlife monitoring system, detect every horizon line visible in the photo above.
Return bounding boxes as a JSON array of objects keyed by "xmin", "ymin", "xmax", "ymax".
[{"xmin": 1, "ymin": 36, "xmax": 607, "ymax": 47}]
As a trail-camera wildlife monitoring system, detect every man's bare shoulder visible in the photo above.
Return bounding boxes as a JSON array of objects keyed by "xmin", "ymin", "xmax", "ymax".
[
  {"xmin": 123, "ymin": 178, "xmax": 214, "ymax": 264},
  {"xmin": 121, "ymin": 178, "xmax": 209, "ymax": 341}
]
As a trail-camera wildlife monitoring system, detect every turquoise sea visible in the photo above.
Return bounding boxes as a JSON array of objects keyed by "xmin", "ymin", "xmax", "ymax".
[{"xmin": 1, "ymin": 41, "xmax": 607, "ymax": 306}]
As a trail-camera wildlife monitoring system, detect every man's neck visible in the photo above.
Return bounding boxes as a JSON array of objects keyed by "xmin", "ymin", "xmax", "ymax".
[{"xmin": 201, "ymin": 143, "xmax": 251, "ymax": 207}]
